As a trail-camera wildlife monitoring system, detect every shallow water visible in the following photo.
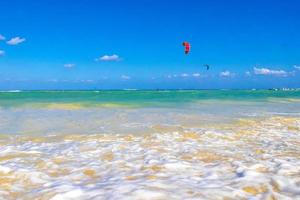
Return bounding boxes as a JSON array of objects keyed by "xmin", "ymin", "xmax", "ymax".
[{"xmin": 0, "ymin": 90, "xmax": 300, "ymax": 199}]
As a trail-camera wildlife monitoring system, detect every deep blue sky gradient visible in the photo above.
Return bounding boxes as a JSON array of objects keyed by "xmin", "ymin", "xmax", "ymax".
[{"xmin": 0, "ymin": 0, "xmax": 299, "ymax": 89}]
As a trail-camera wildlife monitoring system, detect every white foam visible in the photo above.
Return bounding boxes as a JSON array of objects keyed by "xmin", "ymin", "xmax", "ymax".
[
  {"xmin": 0, "ymin": 116, "xmax": 299, "ymax": 199},
  {"xmin": 50, "ymin": 189, "xmax": 84, "ymax": 200},
  {"xmin": 0, "ymin": 166, "xmax": 11, "ymax": 173}
]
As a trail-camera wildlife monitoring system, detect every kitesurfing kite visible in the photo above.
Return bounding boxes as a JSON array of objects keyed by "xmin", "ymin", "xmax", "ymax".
[
  {"xmin": 182, "ymin": 42, "xmax": 211, "ymax": 70},
  {"xmin": 203, "ymin": 64, "xmax": 210, "ymax": 70},
  {"xmin": 182, "ymin": 42, "xmax": 191, "ymax": 54}
]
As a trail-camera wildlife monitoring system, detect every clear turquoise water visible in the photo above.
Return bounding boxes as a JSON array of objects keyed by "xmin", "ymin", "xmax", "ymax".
[
  {"xmin": 0, "ymin": 90, "xmax": 300, "ymax": 108},
  {"xmin": 1, "ymin": 90, "xmax": 300, "ymax": 135},
  {"xmin": 0, "ymin": 90, "xmax": 300, "ymax": 199}
]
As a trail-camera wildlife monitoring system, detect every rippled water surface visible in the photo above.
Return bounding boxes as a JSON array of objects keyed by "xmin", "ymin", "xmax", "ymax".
[{"xmin": 0, "ymin": 90, "xmax": 300, "ymax": 199}]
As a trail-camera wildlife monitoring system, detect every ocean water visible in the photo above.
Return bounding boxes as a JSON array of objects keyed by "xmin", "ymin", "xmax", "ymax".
[{"xmin": 0, "ymin": 90, "xmax": 300, "ymax": 199}]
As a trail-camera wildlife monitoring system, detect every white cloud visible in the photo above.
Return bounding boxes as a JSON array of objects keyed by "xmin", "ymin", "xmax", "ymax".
[
  {"xmin": 64, "ymin": 63, "xmax": 75, "ymax": 68},
  {"xmin": 167, "ymin": 73, "xmax": 200, "ymax": 78},
  {"xmin": 6, "ymin": 37, "xmax": 26, "ymax": 45},
  {"xmin": 254, "ymin": 67, "xmax": 288, "ymax": 76},
  {"xmin": 81, "ymin": 79, "xmax": 95, "ymax": 83},
  {"xmin": 181, "ymin": 73, "xmax": 189, "ymax": 77},
  {"xmin": 96, "ymin": 54, "xmax": 120, "ymax": 62},
  {"xmin": 49, "ymin": 79, "xmax": 58, "ymax": 82},
  {"xmin": 0, "ymin": 50, "xmax": 5, "ymax": 56},
  {"xmin": 192, "ymin": 73, "xmax": 201, "ymax": 77},
  {"xmin": 0, "ymin": 34, "xmax": 5, "ymax": 41},
  {"xmin": 294, "ymin": 65, "xmax": 300, "ymax": 70},
  {"xmin": 121, "ymin": 75, "xmax": 131, "ymax": 80},
  {"xmin": 220, "ymin": 71, "xmax": 234, "ymax": 77},
  {"xmin": 245, "ymin": 71, "xmax": 251, "ymax": 76}
]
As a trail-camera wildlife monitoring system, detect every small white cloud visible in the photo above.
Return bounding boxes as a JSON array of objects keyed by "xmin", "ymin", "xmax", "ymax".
[
  {"xmin": 0, "ymin": 34, "xmax": 5, "ymax": 41},
  {"xmin": 83, "ymin": 79, "xmax": 95, "ymax": 83},
  {"xmin": 192, "ymin": 73, "xmax": 201, "ymax": 77},
  {"xmin": 96, "ymin": 54, "xmax": 120, "ymax": 62},
  {"xmin": 254, "ymin": 67, "xmax": 288, "ymax": 76},
  {"xmin": 0, "ymin": 50, "xmax": 5, "ymax": 56},
  {"xmin": 181, "ymin": 73, "xmax": 189, "ymax": 77},
  {"xmin": 245, "ymin": 71, "xmax": 251, "ymax": 76},
  {"xmin": 6, "ymin": 37, "xmax": 26, "ymax": 45},
  {"xmin": 64, "ymin": 63, "xmax": 75, "ymax": 68},
  {"xmin": 49, "ymin": 79, "xmax": 58, "ymax": 82},
  {"xmin": 220, "ymin": 71, "xmax": 234, "ymax": 77},
  {"xmin": 293, "ymin": 65, "xmax": 300, "ymax": 70},
  {"xmin": 121, "ymin": 75, "xmax": 131, "ymax": 80}
]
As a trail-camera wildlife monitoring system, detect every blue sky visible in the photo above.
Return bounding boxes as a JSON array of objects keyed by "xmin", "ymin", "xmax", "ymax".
[{"xmin": 0, "ymin": 0, "xmax": 299, "ymax": 89}]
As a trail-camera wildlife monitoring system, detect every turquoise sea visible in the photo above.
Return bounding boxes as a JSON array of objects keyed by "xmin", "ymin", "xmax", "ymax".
[
  {"xmin": 1, "ymin": 90, "xmax": 300, "ymax": 108},
  {"xmin": 0, "ymin": 90, "xmax": 299, "ymax": 199}
]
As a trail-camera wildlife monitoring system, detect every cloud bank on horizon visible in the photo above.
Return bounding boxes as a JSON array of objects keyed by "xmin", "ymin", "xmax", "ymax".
[{"xmin": 253, "ymin": 67, "xmax": 290, "ymax": 77}]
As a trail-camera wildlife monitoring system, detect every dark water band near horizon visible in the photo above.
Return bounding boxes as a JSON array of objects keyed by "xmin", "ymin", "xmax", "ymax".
[{"xmin": 0, "ymin": 90, "xmax": 299, "ymax": 199}]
